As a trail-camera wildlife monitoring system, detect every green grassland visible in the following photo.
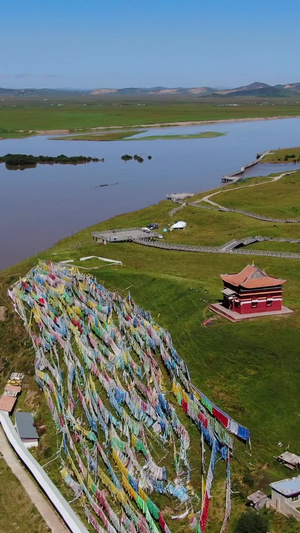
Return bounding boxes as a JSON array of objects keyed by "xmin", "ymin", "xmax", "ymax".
[
  {"xmin": 262, "ymin": 146, "xmax": 300, "ymax": 163},
  {"xmin": 1, "ymin": 96, "xmax": 300, "ymax": 138},
  {"xmin": 184, "ymin": 176, "xmax": 275, "ymax": 205},
  {"xmin": 0, "ymin": 460, "xmax": 50, "ymax": 532},
  {"xmin": 247, "ymin": 240, "xmax": 300, "ymax": 252},
  {"xmin": 0, "ymin": 128, "xmax": 35, "ymax": 139},
  {"xmin": 81, "ymin": 192, "xmax": 300, "ymax": 247},
  {"xmin": 1, "ymin": 174, "xmax": 300, "ymax": 532},
  {"xmin": 214, "ymin": 171, "xmax": 300, "ymax": 218},
  {"xmin": 163, "ymin": 205, "xmax": 300, "ymax": 245}
]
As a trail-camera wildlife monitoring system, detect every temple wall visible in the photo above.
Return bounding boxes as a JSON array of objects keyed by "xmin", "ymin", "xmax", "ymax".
[{"xmin": 233, "ymin": 297, "xmax": 282, "ymax": 314}]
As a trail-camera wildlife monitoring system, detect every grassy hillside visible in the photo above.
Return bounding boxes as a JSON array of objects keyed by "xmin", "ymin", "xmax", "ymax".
[
  {"xmin": 214, "ymin": 172, "xmax": 300, "ymax": 218},
  {"xmin": 1, "ymin": 174, "xmax": 300, "ymax": 532}
]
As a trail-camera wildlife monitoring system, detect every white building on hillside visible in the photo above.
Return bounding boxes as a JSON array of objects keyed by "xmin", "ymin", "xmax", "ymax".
[{"xmin": 269, "ymin": 476, "xmax": 300, "ymax": 523}]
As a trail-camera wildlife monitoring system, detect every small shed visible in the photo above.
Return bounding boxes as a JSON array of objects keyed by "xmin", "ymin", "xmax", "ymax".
[
  {"xmin": 4, "ymin": 384, "xmax": 22, "ymax": 396},
  {"xmin": 15, "ymin": 412, "xmax": 39, "ymax": 448},
  {"xmin": 8, "ymin": 373, "xmax": 24, "ymax": 386},
  {"xmin": 0, "ymin": 379, "xmax": 22, "ymax": 414},
  {"xmin": 247, "ymin": 490, "xmax": 268, "ymax": 510},
  {"xmin": 0, "ymin": 395, "xmax": 18, "ymax": 414},
  {"xmin": 277, "ymin": 451, "xmax": 300, "ymax": 470}
]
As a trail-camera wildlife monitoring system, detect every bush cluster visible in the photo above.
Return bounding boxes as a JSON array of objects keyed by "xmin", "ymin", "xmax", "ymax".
[
  {"xmin": 121, "ymin": 154, "xmax": 152, "ymax": 162},
  {"xmin": 0, "ymin": 153, "xmax": 100, "ymax": 167},
  {"xmin": 283, "ymin": 154, "xmax": 299, "ymax": 161},
  {"xmin": 234, "ymin": 510, "xmax": 268, "ymax": 533}
]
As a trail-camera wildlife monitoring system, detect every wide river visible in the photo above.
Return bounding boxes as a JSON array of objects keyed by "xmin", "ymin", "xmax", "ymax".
[{"xmin": 1, "ymin": 117, "xmax": 300, "ymax": 270}]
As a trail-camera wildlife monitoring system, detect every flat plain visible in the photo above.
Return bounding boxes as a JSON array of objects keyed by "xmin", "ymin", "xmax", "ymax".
[{"xmin": 1, "ymin": 95, "xmax": 300, "ymax": 138}]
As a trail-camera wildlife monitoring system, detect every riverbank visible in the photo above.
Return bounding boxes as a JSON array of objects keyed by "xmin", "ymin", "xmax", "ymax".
[
  {"xmin": 28, "ymin": 114, "xmax": 300, "ymax": 139},
  {"xmin": 2, "ymin": 113, "xmax": 300, "ymax": 140},
  {"xmin": 260, "ymin": 146, "xmax": 300, "ymax": 163},
  {"xmin": 129, "ymin": 114, "xmax": 300, "ymax": 130}
]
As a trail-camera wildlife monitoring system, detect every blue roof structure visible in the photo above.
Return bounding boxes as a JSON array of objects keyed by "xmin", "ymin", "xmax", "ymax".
[{"xmin": 270, "ymin": 476, "xmax": 300, "ymax": 497}]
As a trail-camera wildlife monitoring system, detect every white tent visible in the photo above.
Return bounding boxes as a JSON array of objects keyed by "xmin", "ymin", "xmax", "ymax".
[{"xmin": 170, "ymin": 221, "xmax": 187, "ymax": 230}]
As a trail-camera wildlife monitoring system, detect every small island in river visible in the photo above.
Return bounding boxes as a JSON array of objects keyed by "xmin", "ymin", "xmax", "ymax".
[
  {"xmin": 137, "ymin": 131, "xmax": 226, "ymax": 141},
  {"xmin": 0, "ymin": 153, "xmax": 102, "ymax": 169}
]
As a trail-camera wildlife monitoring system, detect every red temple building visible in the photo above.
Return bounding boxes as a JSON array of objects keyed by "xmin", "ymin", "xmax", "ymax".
[
  {"xmin": 221, "ymin": 264, "xmax": 285, "ymax": 314},
  {"xmin": 210, "ymin": 264, "xmax": 292, "ymax": 321}
]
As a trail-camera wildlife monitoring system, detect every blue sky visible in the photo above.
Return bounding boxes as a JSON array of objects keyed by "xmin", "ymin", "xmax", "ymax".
[{"xmin": 1, "ymin": 0, "xmax": 300, "ymax": 88}]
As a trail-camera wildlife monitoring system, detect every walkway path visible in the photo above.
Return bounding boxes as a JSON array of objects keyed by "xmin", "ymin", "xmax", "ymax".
[
  {"xmin": 221, "ymin": 150, "xmax": 270, "ymax": 183},
  {"xmin": 93, "ymin": 169, "xmax": 300, "ymax": 259},
  {"xmin": 169, "ymin": 202, "xmax": 187, "ymax": 217},
  {"xmin": 133, "ymin": 237, "xmax": 300, "ymax": 259},
  {"xmin": 0, "ymin": 426, "xmax": 67, "ymax": 533},
  {"xmin": 199, "ymin": 170, "xmax": 289, "ymax": 205},
  {"xmin": 193, "ymin": 170, "xmax": 300, "ymax": 223}
]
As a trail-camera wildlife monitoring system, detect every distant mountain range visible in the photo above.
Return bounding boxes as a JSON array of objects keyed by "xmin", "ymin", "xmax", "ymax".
[
  {"xmin": 210, "ymin": 82, "xmax": 300, "ymax": 97},
  {"xmin": 2, "ymin": 82, "xmax": 300, "ymax": 98}
]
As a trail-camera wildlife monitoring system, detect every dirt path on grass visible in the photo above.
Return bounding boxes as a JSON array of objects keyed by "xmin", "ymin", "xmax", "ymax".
[
  {"xmin": 0, "ymin": 427, "xmax": 68, "ymax": 533},
  {"xmin": 197, "ymin": 170, "xmax": 294, "ymax": 210},
  {"xmin": 33, "ymin": 129, "xmax": 71, "ymax": 135},
  {"xmin": 169, "ymin": 202, "xmax": 187, "ymax": 217}
]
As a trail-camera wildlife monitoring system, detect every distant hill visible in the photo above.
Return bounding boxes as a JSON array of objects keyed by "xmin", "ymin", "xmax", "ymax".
[
  {"xmin": 212, "ymin": 83, "xmax": 289, "ymax": 97},
  {"xmin": 0, "ymin": 88, "xmax": 89, "ymax": 97},
  {"xmin": 214, "ymin": 82, "xmax": 271, "ymax": 95},
  {"xmin": 90, "ymin": 86, "xmax": 215, "ymax": 96},
  {"xmin": 1, "ymin": 82, "xmax": 300, "ymax": 98},
  {"xmin": 275, "ymin": 83, "xmax": 300, "ymax": 93},
  {"xmin": 90, "ymin": 82, "xmax": 300, "ymax": 97}
]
